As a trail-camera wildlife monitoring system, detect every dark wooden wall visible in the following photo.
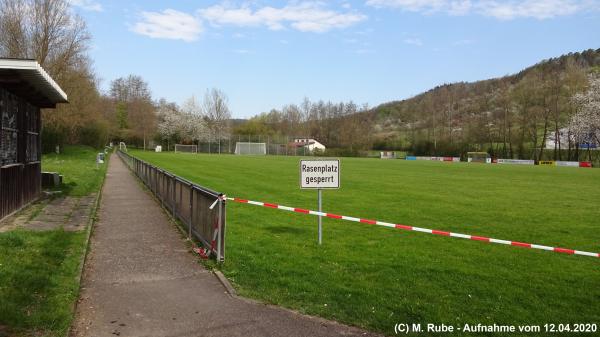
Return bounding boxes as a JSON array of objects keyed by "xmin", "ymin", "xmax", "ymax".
[{"xmin": 0, "ymin": 87, "xmax": 42, "ymax": 220}]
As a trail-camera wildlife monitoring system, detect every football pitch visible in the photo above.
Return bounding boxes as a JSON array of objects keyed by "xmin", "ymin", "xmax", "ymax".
[{"xmin": 130, "ymin": 150, "xmax": 600, "ymax": 335}]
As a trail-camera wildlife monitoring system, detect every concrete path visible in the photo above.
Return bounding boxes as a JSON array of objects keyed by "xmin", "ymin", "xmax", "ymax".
[
  {"xmin": 71, "ymin": 154, "xmax": 378, "ymax": 337},
  {"xmin": 0, "ymin": 194, "xmax": 96, "ymax": 233}
]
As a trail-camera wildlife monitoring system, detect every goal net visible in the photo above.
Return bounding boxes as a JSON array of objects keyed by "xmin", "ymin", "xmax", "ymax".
[
  {"xmin": 380, "ymin": 151, "xmax": 397, "ymax": 159},
  {"xmin": 467, "ymin": 152, "xmax": 490, "ymax": 163},
  {"xmin": 235, "ymin": 142, "xmax": 266, "ymax": 155},
  {"xmin": 175, "ymin": 144, "xmax": 198, "ymax": 154}
]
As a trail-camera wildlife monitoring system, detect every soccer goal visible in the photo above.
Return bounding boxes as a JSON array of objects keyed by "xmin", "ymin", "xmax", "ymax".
[
  {"xmin": 175, "ymin": 144, "xmax": 198, "ymax": 154},
  {"xmin": 380, "ymin": 151, "xmax": 397, "ymax": 159},
  {"xmin": 235, "ymin": 142, "xmax": 266, "ymax": 155},
  {"xmin": 467, "ymin": 152, "xmax": 491, "ymax": 163}
]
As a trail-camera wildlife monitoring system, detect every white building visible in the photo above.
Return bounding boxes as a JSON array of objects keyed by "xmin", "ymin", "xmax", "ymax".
[{"xmin": 291, "ymin": 138, "xmax": 326, "ymax": 152}]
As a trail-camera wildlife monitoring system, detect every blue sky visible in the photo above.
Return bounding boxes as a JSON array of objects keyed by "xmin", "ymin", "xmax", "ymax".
[{"xmin": 71, "ymin": 0, "xmax": 600, "ymax": 118}]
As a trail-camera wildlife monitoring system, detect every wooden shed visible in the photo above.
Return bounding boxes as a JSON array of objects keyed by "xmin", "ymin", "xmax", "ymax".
[{"xmin": 0, "ymin": 58, "xmax": 68, "ymax": 221}]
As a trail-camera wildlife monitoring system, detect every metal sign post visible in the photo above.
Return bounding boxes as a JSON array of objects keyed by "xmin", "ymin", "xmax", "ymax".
[
  {"xmin": 299, "ymin": 159, "xmax": 340, "ymax": 245},
  {"xmin": 318, "ymin": 188, "xmax": 322, "ymax": 245}
]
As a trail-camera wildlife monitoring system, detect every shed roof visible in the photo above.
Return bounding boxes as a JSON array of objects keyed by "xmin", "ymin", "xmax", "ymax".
[{"xmin": 0, "ymin": 58, "xmax": 68, "ymax": 108}]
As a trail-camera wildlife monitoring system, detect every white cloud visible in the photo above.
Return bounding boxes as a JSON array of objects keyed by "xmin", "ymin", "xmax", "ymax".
[
  {"xmin": 366, "ymin": 0, "xmax": 447, "ymax": 12},
  {"xmin": 69, "ymin": 0, "xmax": 103, "ymax": 12},
  {"xmin": 199, "ymin": 2, "xmax": 367, "ymax": 33},
  {"xmin": 479, "ymin": 0, "xmax": 583, "ymax": 19},
  {"xmin": 453, "ymin": 38, "xmax": 474, "ymax": 45},
  {"xmin": 365, "ymin": 0, "xmax": 598, "ymax": 19},
  {"xmin": 403, "ymin": 37, "xmax": 423, "ymax": 46},
  {"xmin": 355, "ymin": 48, "xmax": 375, "ymax": 54},
  {"xmin": 131, "ymin": 9, "xmax": 203, "ymax": 42}
]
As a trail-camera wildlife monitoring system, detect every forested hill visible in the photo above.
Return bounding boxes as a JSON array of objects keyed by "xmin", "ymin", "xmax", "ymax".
[{"xmin": 370, "ymin": 48, "xmax": 600, "ymax": 159}]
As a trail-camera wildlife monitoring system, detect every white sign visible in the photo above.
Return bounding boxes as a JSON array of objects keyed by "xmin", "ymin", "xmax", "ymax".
[
  {"xmin": 556, "ymin": 161, "xmax": 579, "ymax": 167},
  {"xmin": 300, "ymin": 159, "xmax": 340, "ymax": 189},
  {"xmin": 497, "ymin": 159, "xmax": 535, "ymax": 165}
]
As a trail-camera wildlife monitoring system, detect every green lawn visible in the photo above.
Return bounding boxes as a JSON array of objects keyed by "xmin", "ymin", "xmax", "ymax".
[
  {"xmin": 42, "ymin": 145, "xmax": 108, "ymax": 197},
  {"xmin": 0, "ymin": 146, "xmax": 108, "ymax": 337},
  {"xmin": 131, "ymin": 150, "xmax": 600, "ymax": 336},
  {"xmin": 0, "ymin": 230, "xmax": 86, "ymax": 337}
]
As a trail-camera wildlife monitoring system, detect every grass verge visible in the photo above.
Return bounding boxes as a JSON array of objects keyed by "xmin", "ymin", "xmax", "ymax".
[
  {"xmin": 42, "ymin": 146, "xmax": 108, "ymax": 197},
  {"xmin": 0, "ymin": 230, "xmax": 86, "ymax": 337},
  {"xmin": 0, "ymin": 145, "xmax": 108, "ymax": 336}
]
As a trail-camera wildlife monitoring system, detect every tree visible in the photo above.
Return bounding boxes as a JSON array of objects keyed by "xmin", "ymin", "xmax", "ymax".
[
  {"xmin": 181, "ymin": 95, "xmax": 208, "ymax": 144},
  {"xmin": 157, "ymin": 102, "xmax": 181, "ymax": 151},
  {"xmin": 0, "ymin": 0, "xmax": 104, "ymax": 149},
  {"xmin": 109, "ymin": 75, "xmax": 156, "ymax": 149},
  {"xmin": 0, "ymin": 0, "xmax": 91, "ymax": 79},
  {"xmin": 203, "ymin": 88, "xmax": 231, "ymax": 154},
  {"xmin": 570, "ymin": 74, "xmax": 600, "ymax": 161},
  {"xmin": 116, "ymin": 102, "xmax": 128, "ymax": 129}
]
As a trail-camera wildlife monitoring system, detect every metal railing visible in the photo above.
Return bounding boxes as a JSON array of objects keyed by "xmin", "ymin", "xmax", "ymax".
[{"xmin": 117, "ymin": 150, "xmax": 226, "ymax": 262}]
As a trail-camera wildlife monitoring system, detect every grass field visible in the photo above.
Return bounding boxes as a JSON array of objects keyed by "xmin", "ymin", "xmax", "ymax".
[
  {"xmin": 0, "ymin": 146, "xmax": 108, "ymax": 336},
  {"xmin": 131, "ymin": 150, "xmax": 600, "ymax": 336},
  {"xmin": 42, "ymin": 145, "xmax": 109, "ymax": 196}
]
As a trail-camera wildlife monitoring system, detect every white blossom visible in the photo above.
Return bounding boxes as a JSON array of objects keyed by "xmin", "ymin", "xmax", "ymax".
[{"xmin": 570, "ymin": 74, "xmax": 600, "ymax": 146}]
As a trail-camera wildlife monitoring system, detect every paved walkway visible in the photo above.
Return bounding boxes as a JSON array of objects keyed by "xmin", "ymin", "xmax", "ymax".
[
  {"xmin": 0, "ymin": 194, "xmax": 96, "ymax": 233},
  {"xmin": 71, "ymin": 154, "xmax": 377, "ymax": 337}
]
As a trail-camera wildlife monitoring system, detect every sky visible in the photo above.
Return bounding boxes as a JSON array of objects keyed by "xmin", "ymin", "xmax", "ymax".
[{"xmin": 70, "ymin": 0, "xmax": 600, "ymax": 118}]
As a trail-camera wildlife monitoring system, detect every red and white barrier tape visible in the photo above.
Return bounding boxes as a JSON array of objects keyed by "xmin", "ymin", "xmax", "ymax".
[{"xmin": 226, "ymin": 197, "xmax": 599, "ymax": 259}]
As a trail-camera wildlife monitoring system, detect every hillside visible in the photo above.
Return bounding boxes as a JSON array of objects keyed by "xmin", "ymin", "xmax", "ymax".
[{"xmin": 371, "ymin": 48, "xmax": 600, "ymax": 160}]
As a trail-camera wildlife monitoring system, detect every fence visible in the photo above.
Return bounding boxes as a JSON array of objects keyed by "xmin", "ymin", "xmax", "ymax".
[{"xmin": 117, "ymin": 150, "xmax": 226, "ymax": 261}]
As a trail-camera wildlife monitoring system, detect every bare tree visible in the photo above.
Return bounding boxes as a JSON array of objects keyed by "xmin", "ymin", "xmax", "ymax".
[{"xmin": 0, "ymin": 0, "xmax": 91, "ymax": 80}]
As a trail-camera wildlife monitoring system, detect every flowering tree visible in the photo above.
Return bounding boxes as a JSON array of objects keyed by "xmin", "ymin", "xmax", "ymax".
[
  {"xmin": 180, "ymin": 95, "xmax": 209, "ymax": 144},
  {"xmin": 570, "ymin": 74, "xmax": 600, "ymax": 160},
  {"xmin": 203, "ymin": 88, "xmax": 231, "ymax": 153},
  {"xmin": 157, "ymin": 104, "xmax": 182, "ymax": 151}
]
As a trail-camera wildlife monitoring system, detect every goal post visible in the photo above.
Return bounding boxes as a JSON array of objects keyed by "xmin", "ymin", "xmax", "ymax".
[
  {"xmin": 467, "ymin": 152, "xmax": 491, "ymax": 163},
  {"xmin": 175, "ymin": 144, "xmax": 198, "ymax": 154},
  {"xmin": 235, "ymin": 142, "xmax": 266, "ymax": 155}
]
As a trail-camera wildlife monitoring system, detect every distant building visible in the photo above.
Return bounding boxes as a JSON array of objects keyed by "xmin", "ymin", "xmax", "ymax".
[
  {"xmin": 289, "ymin": 138, "xmax": 326, "ymax": 152},
  {"xmin": 0, "ymin": 58, "xmax": 68, "ymax": 221}
]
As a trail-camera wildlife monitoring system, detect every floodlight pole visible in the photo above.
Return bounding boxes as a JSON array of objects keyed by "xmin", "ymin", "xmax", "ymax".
[{"xmin": 318, "ymin": 188, "xmax": 322, "ymax": 245}]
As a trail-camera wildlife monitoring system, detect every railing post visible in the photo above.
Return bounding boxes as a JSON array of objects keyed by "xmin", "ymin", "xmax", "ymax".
[
  {"xmin": 217, "ymin": 196, "xmax": 223, "ymax": 262},
  {"xmin": 171, "ymin": 176, "xmax": 175, "ymax": 215},
  {"xmin": 188, "ymin": 185, "xmax": 193, "ymax": 240},
  {"xmin": 160, "ymin": 173, "xmax": 164, "ymax": 207},
  {"xmin": 179, "ymin": 180, "xmax": 183, "ymax": 218}
]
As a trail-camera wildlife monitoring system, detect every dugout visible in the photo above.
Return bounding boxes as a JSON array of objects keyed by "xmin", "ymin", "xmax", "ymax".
[{"xmin": 0, "ymin": 59, "xmax": 68, "ymax": 221}]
